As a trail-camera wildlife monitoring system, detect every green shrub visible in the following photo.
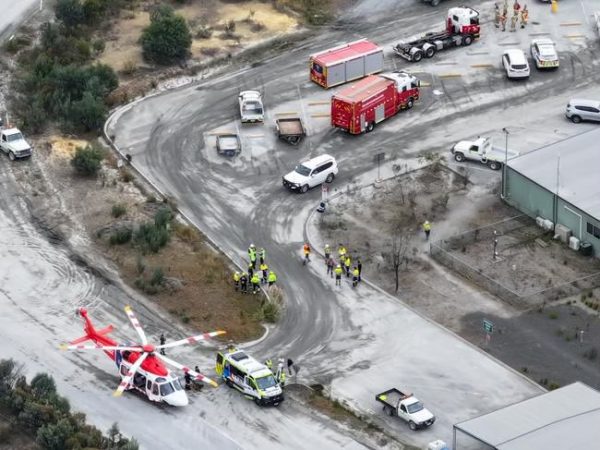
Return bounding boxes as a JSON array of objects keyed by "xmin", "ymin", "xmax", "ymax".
[
  {"xmin": 548, "ymin": 311, "xmax": 559, "ymax": 320},
  {"xmin": 140, "ymin": 5, "xmax": 192, "ymax": 64},
  {"xmin": 262, "ymin": 302, "xmax": 280, "ymax": 323},
  {"xmin": 55, "ymin": 0, "xmax": 86, "ymax": 28},
  {"xmin": 92, "ymin": 38, "xmax": 105, "ymax": 54},
  {"xmin": 150, "ymin": 267, "xmax": 165, "ymax": 286},
  {"xmin": 111, "ymin": 203, "xmax": 127, "ymax": 218},
  {"xmin": 154, "ymin": 207, "xmax": 172, "ymax": 229},
  {"xmin": 110, "ymin": 227, "xmax": 132, "ymax": 245},
  {"xmin": 134, "ymin": 223, "xmax": 169, "ymax": 253},
  {"xmin": 70, "ymin": 145, "xmax": 104, "ymax": 176}
]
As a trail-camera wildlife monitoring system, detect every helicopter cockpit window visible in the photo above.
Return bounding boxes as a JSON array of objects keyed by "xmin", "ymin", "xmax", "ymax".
[
  {"xmin": 160, "ymin": 382, "xmax": 175, "ymax": 396},
  {"xmin": 172, "ymin": 378, "xmax": 183, "ymax": 391}
]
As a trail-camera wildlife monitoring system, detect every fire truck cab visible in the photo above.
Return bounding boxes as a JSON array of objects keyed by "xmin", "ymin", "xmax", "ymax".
[{"xmin": 447, "ymin": 6, "xmax": 480, "ymax": 36}]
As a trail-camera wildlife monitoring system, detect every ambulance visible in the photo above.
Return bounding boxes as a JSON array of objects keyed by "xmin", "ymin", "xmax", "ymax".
[{"xmin": 216, "ymin": 346, "xmax": 284, "ymax": 406}]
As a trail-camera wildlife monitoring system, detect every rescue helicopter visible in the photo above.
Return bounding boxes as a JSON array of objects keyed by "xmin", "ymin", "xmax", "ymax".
[{"xmin": 60, "ymin": 306, "xmax": 225, "ymax": 406}]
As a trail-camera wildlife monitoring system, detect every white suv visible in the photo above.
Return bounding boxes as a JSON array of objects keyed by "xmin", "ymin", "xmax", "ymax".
[
  {"xmin": 283, "ymin": 154, "xmax": 338, "ymax": 193},
  {"xmin": 502, "ymin": 49, "xmax": 530, "ymax": 79},
  {"xmin": 566, "ymin": 99, "xmax": 600, "ymax": 123}
]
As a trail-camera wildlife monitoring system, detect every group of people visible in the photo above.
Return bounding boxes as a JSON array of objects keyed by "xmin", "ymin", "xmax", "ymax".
[
  {"xmin": 495, "ymin": 0, "xmax": 529, "ymax": 32},
  {"xmin": 322, "ymin": 244, "xmax": 363, "ymax": 288},
  {"xmin": 232, "ymin": 244, "xmax": 277, "ymax": 294},
  {"xmin": 265, "ymin": 357, "xmax": 295, "ymax": 386}
]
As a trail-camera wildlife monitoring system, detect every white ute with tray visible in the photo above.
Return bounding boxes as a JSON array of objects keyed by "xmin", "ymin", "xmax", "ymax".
[
  {"xmin": 376, "ymin": 388, "xmax": 435, "ymax": 430},
  {"xmin": 451, "ymin": 136, "xmax": 519, "ymax": 170}
]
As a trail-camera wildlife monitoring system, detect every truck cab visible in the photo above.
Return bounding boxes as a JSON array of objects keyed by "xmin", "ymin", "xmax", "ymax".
[
  {"xmin": 216, "ymin": 347, "xmax": 284, "ymax": 406},
  {"xmin": 376, "ymin": 388, "xmax": 435, "ymax": 430},
  {"xmin": 381, "ymin": 71, "xmax": 420, "ymax": 108},
  {"xmin": 452, "ymin": 137, "xmax": 519, "ymax": 170},
  {"xmin": 0, "ymin": 128, "xmax": 33, "ymax": 160},
  {"xmin": 447, "ymin": 6, "xmax": 480, "ymax": 37}
]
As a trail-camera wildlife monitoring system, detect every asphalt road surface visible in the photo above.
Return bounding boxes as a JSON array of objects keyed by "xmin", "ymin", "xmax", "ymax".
[
  {"xmin": 108, "ymin": 0, "xmax": 600, "ymax": 446},
  {"xmin": 0, "ymin": 0, "xmax": 40, "ymax": 38}
]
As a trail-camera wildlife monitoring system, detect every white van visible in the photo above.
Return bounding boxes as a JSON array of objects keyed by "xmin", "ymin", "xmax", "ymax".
[{"xmin": 282, "ymin": 154, "xmax": 338, "ymax": 193}]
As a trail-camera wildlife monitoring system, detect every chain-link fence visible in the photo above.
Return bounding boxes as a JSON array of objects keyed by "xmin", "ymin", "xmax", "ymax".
[{"xmin": 430, "ymin": 215, "xmax": 600, "ymax": 309}]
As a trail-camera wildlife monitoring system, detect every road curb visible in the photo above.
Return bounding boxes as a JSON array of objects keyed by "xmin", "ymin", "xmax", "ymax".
[{"xmin": 303, "ymin": 175, "xmax": 544, "ymax": 393}]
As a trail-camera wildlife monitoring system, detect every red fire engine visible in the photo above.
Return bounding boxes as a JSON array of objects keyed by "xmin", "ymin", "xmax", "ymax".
[
  {"xmin": 309, "ymin": 39, "xmax": 384, "ymax": 89},
  {"xmin": 331, "ymin": 72, "xmax": 420, "ymax": 135}
]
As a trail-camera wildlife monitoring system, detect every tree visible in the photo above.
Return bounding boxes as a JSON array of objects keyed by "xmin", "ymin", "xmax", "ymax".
[
  {"xmin": 37, "ymin": 418, "xmax": 74, "ymax": 450},
  {"xmin": 30, "ymin": 373, "xmax": 57, "ymax": 400},
  {"xmin": 71, "ymin": 144, "xmax": 104, "ymax": 176},
  {"xmin": 389, "ymin": 231, "xmax": 410, "ymax": 293},
  {"xmin": 140, "ymin": 6, "xmax": 191, "ymax": 64},
  {"xmin": 55, "ymin": 0, "xmax": 85, "ymax": 28},
  {"xmin": 69, "ymin": 92, "xmax": 107, "ymax": 131}
]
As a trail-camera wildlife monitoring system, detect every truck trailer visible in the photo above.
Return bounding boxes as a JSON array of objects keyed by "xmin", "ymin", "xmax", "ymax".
[
  {"xmin": 393, "ymin": 7, "xmax": 480, "ymax": 62},
  {"xmin": 309, "ymin": 39, "xmax": 384, "ymax": 89},
  {"xmin": 331, "ymin": 72, "xmax": 420, "ymax": 135}
]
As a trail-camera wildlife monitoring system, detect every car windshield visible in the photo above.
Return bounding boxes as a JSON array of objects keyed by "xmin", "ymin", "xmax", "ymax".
[
  {"xmin": 7, "ymin": 133, "xmax": 23, "ymax": 142},
  {"xmin": 243, "ymin": 101, "xmax": 262, "ymax": 114},
  {"xmin": 294, "ymin": 164, "xmax": 311, "ymax": 176},
  {"xmin": 255, "ymin": 375, "xmax": 278, "ymax": 390},
  {"xmin": 160, "ymin": 382, "xmax": 175, "ymax": 396},
  {"xmin": 407, "ymin": 402, "xmax": 424, "ymax": 414}
]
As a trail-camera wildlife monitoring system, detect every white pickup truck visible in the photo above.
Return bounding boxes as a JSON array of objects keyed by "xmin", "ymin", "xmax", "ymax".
[
  {"xmin": 238, "ymin": 90, "xmax": 264, "ymax": 123},
  {"xmin": 376, "ymin": 388, "xmax": 435, "ymax": 430},
  {"xmin": 451, "ymin": 137, "xmax": 519, "ymax": 170},
  {"xmin": 1, "ymin": 128, "xmax": 33, "ymax": 160}
]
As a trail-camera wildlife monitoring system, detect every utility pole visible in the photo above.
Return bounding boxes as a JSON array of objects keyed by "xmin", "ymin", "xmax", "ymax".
[{"xmin": 502, "ymin": 127, "xmax": 509, "ymax": 198}]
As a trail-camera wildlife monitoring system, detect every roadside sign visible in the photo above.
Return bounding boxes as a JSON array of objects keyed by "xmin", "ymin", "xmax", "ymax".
[
  {"xmin": 373, "ymin": 152, "xmax": 385, "ymax": 164},
  {"xmin": 483, "ymin": 319, "xmax": 494, "ymax": 334}
]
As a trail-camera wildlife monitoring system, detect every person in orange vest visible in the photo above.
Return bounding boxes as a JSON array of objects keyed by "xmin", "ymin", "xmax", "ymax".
[
  {"xmin": 303, "ymin": 243, "xmax": 311, "ymax": 264},
  {"xmin": 520, "ymin": 5, "xmax": 528, "ymax": 28}
]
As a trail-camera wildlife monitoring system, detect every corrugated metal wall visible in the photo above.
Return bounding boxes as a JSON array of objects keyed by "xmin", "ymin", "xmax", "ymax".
[{"xmin": 505, "ymin": 168, "xmax": 554, "ymax": 220}]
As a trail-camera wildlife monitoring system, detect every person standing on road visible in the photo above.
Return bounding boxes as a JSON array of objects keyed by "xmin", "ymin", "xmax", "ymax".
[
  {"xmin": 520, "ymin": 5, "xmax": 528, "ymax": 28},
  {"xmin": 240, "ymin": 272, "xmax": 248, "ymax": 294},
  {"xmin": 344, "ymin": 255, "xmax": 351, "ymax": 277},
  {"xmin": 513, "ymin": 0, "xmax": 521, "ymax": 14},
  {"xmin": 326, "ymin": 257, "xmax": 335, "ymax": 278},
  {"xmin": 500, "ymin": 6, "xmax": 507, "ymax": 31},
  {"xmin": 423, "ymin": 220, "xmax": 432, "ymax": 240},
  {"xmin": 249, "ymin": 249, "xmax": 257, "ymax": 270},
  {"xmin": 247, "ymin": 263, "xmax": 254, "ymax": 281},
  {"xmin": 303, "ymin": 243, "xmax": 311, "ymax": 264},
  {"xmin": 287, "ymin": 358, "xmax": 295, "ymax": 376},
  {"xmin": 160, "ymin": 333, "xmax": 166, "ymax": 355},
  {"xmin": 338, "ymin": 244, "xmax": 347, "ymax": 261},
  {"xmin": 510, "ymin": 10, "xmax": 518, "ymax": 32},
  {"xmin": 233, "ymin": 271, "xmax": 240, "ymax": 291},
  {"xmin": 259, "ymin": 247, "xmax": 266, "ymax": 265},
  {"xmin": 248, "ymin": 244, "xmax": 256, "ymax": 267},
  {"xmin": 268, "ymin": 271, "xmax": 277, "ymax": 286},
  {"xmin": 324, "ymin": 244, "xmax": 331, "ymax": 263},
  {"xmin": 352, "ymin": 266, "xmax": 360, "ymax": 288},
  {"xmin": 260, "ymin": 262, "xmax": 269, "ymax": 284},
  {"xmin": 357, "ymin": 258, "xmax": 362, "ymax": 283},
  {"xmin": 335, "ymin": 264, "xmax": 343, "ymax": 286},
  {"xmin": 494, "ymin": 3, "xmax": 500, "ymax": 28},
  {"xmin": 251, "ymin": 273, "xmax": 260, "ymax": 294}
]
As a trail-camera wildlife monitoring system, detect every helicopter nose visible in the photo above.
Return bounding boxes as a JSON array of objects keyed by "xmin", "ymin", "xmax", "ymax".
[{"xmin": 165, "ymin": 390, "xmax": 189, "ymax": 407}]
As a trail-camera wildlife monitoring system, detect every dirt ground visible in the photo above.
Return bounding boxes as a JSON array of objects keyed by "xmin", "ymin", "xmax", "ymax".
[
  {"xmin": 14, "ymin": 135, "xmax": 266, "ymax": 343},
  {"xmin": 314, "ymin": 165, "xmax": 600, "ymax": 391},
  {"xmin": 99, "ymin": 1, "xmax": 298, "ymax": 74}
]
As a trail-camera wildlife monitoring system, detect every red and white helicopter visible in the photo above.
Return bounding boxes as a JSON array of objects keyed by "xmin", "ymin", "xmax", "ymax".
[{"xmin": 61, "ymin": 306, "xmax": 225, "ymax": 406}]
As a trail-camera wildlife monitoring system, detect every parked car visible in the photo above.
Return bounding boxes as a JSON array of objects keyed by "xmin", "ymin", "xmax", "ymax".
[
  {"xmin": 502, "ymin": 49, "xmax": 530, "ymax": 79},
  {"xmin": 375, "ymin": 388, "xmax": 435, "ymax": 430},
  {"xmin": 238, "ymin": 91, "xmax": 264, "ymax": 123},
  {"xmin": 0, "ymin": 128, "xmax": 33, "ymax": 160},
  {"xmin": 216, "ymin": 134, "xmax": 241, "ymax": 157},
  {"xmin": 530, "ymin": 38, "xmax": 559, "ymax": 70},
  {"xmin": 566, "ymin": 99, "xmax": 600, "ymax": 123},
  {"xmin": 282, "ymin": 154, "xmax": 337, "ymax": 193}
]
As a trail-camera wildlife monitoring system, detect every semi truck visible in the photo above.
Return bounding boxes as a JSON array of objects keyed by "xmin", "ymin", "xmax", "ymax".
[
  {"xmin": 451, "ymin": 137, "xmax": 519, "ymax": 170},
  {"xmin": 376, "ymin": 388, "xmax": 435, "ymax": 430},
  {"xmin": 309, "ymin": 39, "xmax": 384, "ymax": 89},
  {"xmin": 331, "ymin": 71, "xmax": 420, "ymax": 135},
  {"xmin": 393, "ymin": 6, "xmax": 480, "ymax": 62}
]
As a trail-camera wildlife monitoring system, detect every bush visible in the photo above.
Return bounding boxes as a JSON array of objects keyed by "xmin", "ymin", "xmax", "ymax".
[
  {"xmin": 55, "ymin": 0, "xmax": 86, "ymax": 28},
  {"xmin": 134, "ymin": 223, "xmax": 169, "ymax": 253},
  {"xmin": 70, "ymin": 145, "xmax": 104, "ymax": 176},
  {"xmin": 154, "ymin": 207, "xmax": 172, "ymax": 229},
  {"xmin": 140, "ymin": 6, "xmax": 192, "ymax": 64},
  {"xmin": 110, "ymin": 227, "xmax": 132, "ymax": 245},
  {"xmin": 37, "ymin": 418, "xmax": 74, "ymax": 450},
  {"xmin": 150, "ymin": 267, "xmax": 165, "ymax": 286},
  {"xmin": 68, "ymin": 91, "xmax": 107, "ymax": 131},
  {"xmin": 92, "ymin": 39, "xmax": 105, "ymax": 54},
  {"xmin": 262, "ymin": 302, "xmax": 280, "ymax": 323},
  {"xmin": 112, "ymin": 203, "xmax": 127, "ymax": 218},
  {"xmin": 120, "ymin": 168, "xmax": 134, "ymax": 183}
]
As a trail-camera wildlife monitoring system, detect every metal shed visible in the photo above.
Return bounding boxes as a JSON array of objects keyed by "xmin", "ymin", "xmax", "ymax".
[{"xmin": 454, "ymin": 382, "xmax": 600, "ymax": 449}]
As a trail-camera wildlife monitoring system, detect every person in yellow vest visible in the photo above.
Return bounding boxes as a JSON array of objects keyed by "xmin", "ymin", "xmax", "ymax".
[
  {"xmin": 260, "ymin": 262, "xmax": 268, "ymax": 284},
  {"xmin": 344, "ymin": 255, "xmax": 351, "ymax": 277},
  {"xmin": 259, "ymin": 247, "xmax": 266, "ymax": 265},
  {"xmin": 233, "ymin": 271, "xmax": 240, "ymax": 290},
  {"xmin": 352, "ymin": 266, "xmax": 360, "ymax": 288},
  {"xmin": 520, "ymin": 5, "xmax": 528, "ymax": 28},
  {"xmin": 251, "ymin": 273, "xmax": 260, "ymax": 294},
  {"xmin": 338, "ymin": 244, "xmax": 347, "ymax": 260},
  {"xmin": 334, "ymin": 264, "xmax": 343, "ymax": 286},
  {"xmin": 265, "ymin": 359, "xmax": 273, "ymax": 370},
  {"xmin": 268, "ymin": 271, "xmax": 277, "ymax": 287},
  {"xmin": 423, "ymin": 220, "xmax": 432, "ymax": 240}
]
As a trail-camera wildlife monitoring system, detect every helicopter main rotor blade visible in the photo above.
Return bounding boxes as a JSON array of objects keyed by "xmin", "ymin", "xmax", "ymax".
[
  {"xmin": 155, "ymin": 353, "xmax": 218, "ymax": 388},
  {"xmin": 155, "ymin": 330, "xmax": 226, "ymax": 350},
  {"xmin": 124, "ymin": 305, "xmax": 147, "ymax": 345},
  {"xmin": 113, "ymin": 352, "xmax": 149, "ymax": 397},
  {"xmin": 60, "ymin": 344, "xmax": 143, "ymax": 352}
]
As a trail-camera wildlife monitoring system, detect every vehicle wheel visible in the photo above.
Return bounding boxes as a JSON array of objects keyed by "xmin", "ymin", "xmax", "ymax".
[
  {"xmin": 366, "ymin": 122, "xmax": 375, "ymax": 133},
  {"xmin": 254, "ymin": 398, "xmax": 262, "ymax": 406},
  {"xmin": 8, "ymin": 151, "xmax": 15, "ymax": 161},
  {"xmin": 409, "ymin": 421, "xmax": 417, "ymax": 431},
  {"xmin": 570, "ymin": 115, "xmax": 582, "ymax": 124},
  {"xmin": 463, "ymin": 35, "xmax": 473, "ymax": 46},
  {"xmin": 325, "ymin": 173, "xmax": 335, "ymax": 183},
  {"xmin": 300, "ymin": 184, "xmax": 309, "ymax": 194},
  {"xmin": 412, "ymin": 50, "xmax": 423, "ymax": 62},
  {"xmin": 488, "ymin": 161, "xmax": 502, "ymax": 171},
  {"xmin": 424, "ymin": 46, "xmax": 436, "ymax": 58},
  {"xmin": 454, "ymin": 152, "xmax": 465, "ymax": 162},
  {"xmin": 406, "ymin": 98, "xmax": 414, "ymax": 109},
  {"xmin": 226, "ymin": 379, "xmax": 233, "ymax": 388}
]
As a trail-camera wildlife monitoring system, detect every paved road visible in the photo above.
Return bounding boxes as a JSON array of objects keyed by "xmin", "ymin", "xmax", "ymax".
[
  {"xmin": 107, "ymin": 0, "xmax": 600, "ymax": 445},
  {"xmin": 0, "ymin": 0, "xmax": 39, "ymax": 38}
]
